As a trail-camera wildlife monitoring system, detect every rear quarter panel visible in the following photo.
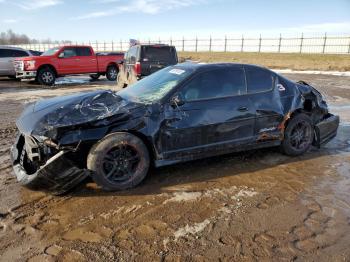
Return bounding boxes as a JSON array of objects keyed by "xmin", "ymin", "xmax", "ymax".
[{"xmin": 97, "ymin": 55, "xmax": 124, "ymax": 72}]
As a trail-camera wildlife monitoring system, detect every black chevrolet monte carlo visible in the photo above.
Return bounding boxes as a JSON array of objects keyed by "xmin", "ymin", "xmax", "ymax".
[{"xmin": 10, "ymin": 63, "xmax": 339, "ymax": 194}]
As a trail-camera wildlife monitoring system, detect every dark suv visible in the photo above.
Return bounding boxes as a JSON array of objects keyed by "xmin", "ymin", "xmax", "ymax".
[{"xmin": 117, "ymin": 44, "xmax": 178, "ymax": 88}]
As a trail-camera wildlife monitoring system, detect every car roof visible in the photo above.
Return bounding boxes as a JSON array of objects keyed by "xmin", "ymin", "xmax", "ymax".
[
  {"xmin": 0, "ymin": 45, "xmax": 27, "ymax": 51},
  {"xmin": 176, "ymin": 62, "xmax": 273, "ymax": 73}
]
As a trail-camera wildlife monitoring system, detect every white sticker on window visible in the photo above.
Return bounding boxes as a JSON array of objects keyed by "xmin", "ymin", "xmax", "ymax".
[
  {"xmin": 277, "ymin": 84, "xmax": 286, "ymax": 91},
  {"xmin": 169, "ymin": 69, "xmax": 185, "ymax": 75}
]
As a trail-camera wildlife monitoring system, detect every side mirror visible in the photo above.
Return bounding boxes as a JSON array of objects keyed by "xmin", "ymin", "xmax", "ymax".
[
  {"xmin": 58, "ymin": 52, "xmax": 64, "ymax": 58},
  {"xmin": 170, "ymin": 94, "xmax": 185, "ymax": 108}
]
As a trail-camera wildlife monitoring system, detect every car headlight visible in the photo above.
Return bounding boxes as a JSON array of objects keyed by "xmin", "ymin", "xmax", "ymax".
[{"xmin": 24, "ymin": 60, "xmax": 36, "ymax": 70}]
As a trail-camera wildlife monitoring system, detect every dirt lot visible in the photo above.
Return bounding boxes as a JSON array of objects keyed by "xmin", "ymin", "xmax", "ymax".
[
  {"xmin": 0, "ymin": 73, "xmax": 350, "ymax": 261},
  {"xmin": 179, "ymin": 52, "xmax": 350, "ymax": 71}
]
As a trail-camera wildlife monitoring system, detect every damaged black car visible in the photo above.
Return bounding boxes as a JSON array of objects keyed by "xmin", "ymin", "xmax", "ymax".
[{"xmin": 10, "ymin": 63, "xmax": 339, "ymax": 194}]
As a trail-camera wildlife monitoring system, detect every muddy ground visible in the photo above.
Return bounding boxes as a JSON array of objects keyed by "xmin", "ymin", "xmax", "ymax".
[{"xmin": 0, "ymin": 73, "xmax": 349, "ymax": 262}]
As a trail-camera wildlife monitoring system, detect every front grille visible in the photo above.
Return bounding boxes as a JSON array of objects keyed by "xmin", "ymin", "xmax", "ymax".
[{"xmin": 13, "ymin": 60, "xmax": 24, "ymax": 71}]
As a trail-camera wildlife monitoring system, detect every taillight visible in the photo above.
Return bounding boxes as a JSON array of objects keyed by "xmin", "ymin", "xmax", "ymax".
[{"xmin": 134, "ymin": 62, "xmax": 141, "ymax": 76}]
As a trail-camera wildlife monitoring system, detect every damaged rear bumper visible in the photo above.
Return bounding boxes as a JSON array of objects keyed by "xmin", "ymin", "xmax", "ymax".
[
  {"xmin": 314, "ymin": 114, "xmax": 340, "ymax": 147},
  {"xmin": 10, "ymin": 135, "xmax": 88, "ymax": 195}
]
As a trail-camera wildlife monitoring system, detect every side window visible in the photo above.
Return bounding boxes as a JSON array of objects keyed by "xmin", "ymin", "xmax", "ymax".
[
  {"xmin": 0, "ymin": 49, "xmax": 15, "ymax": 57},
  {"xmin": 76, "ymin": 47, "xmax": 92, "ymax": 56},
  {"xmin": 0, "ymin": 49, "xmax": 6, "ymax": 58},
  {"xmin": 129, "ymin": 47, "xmax": 137, "ymax": 64},
  {"xmin": 61, "ymin": 47, "xmax": 77, "ymax": 58},
  {"xmin": 12, "ymin": 50, "xmax": 29, "ymax": 57},
  {"xmin": 181, "ymin": 67, "xmax": 246, "ymax": 101},
  {"xmin": 245, "ymin": 66, "xmax": 274, "ymax": 93}
]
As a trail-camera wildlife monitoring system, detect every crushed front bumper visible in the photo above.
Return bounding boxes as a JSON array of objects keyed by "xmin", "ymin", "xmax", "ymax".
[
  {"xmin": 314, "ymin": 114, "xmax": 340, "ymax": 147},
  {"xmin": 10, "ymin": 134, "xmax": 88, "ymax": 195}
]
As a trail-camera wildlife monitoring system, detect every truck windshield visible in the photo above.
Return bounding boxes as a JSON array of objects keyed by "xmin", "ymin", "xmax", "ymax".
[
  {"xmin": 41, "ymin": 47, "xmax": 60, "ymax": 56},
  {"xmin": 118, "ymin": 66, "xmax": 193, "ymax": 103}
]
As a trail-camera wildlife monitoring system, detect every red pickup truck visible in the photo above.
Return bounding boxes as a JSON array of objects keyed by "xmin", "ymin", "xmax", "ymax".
[{"xmin": 14, "ymin": 45, "xmax": 124, "ymax": 86}]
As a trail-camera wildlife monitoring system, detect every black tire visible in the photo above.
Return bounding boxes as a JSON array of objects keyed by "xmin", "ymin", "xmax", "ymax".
[
  {"xmin": 87, "ymin": 132, "xmax": 150, "ymax": 191},
  {"xmin": 8, "ymin": 75, "xmax": 17, "ymax": 80},
  {"xmin": 38, "ymin": 67, "xmax": 56, "ymax": 86},
  {"xmin": 106, "ymin": 65, "xmax": 118, "ymax": 81},
  {"xmin": 281, "ymin": 113, "xmax": 314, "ymax": 156},
  {"xmin": 90, "ymin": 73, "xmax": 100, "ymax": 80}
]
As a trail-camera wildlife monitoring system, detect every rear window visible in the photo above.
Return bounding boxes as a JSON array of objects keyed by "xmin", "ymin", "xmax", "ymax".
[
  {"xmin": 76, "ymin": 47, "xmax": 92, "ymax": 56},
  {"xmin": 141, "ymin": 46, "xmax": 177, "ymax": 63}
]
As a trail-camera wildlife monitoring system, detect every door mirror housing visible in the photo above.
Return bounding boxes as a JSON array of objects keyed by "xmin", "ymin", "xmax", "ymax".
[
  {"xmin": 58, "ymin": 52, "xmax": 64, "ymax": 58},
  {"xmin": 170, "ymin": 94, "xmax": 185, "ymax": 108}
]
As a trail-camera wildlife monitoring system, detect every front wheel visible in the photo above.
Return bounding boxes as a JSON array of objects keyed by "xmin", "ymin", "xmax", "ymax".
[
  {"xmin": 106, "ymin": 65, "xmax": 118, "ymax": 81},
  {"xmin": 281, "ymin": 113, "xmax": 314, "ymax": 156},
  {"xmin": 87, "ymin": 132, "xmax": 150, "ymax": 191},
  {"xmin": 37, "ymin": 67, "xmax": 56, "ymax": 86}
]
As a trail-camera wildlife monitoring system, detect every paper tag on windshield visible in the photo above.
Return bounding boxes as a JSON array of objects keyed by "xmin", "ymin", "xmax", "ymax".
[{"xmin": 169, "ymin": 69, "xmax": 185, "ymax": 75}]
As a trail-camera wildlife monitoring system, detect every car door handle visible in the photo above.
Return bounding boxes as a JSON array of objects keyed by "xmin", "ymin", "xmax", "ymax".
[{"xmin": 238, "ymin": 106, "xmax": 248, "ymax": 112}]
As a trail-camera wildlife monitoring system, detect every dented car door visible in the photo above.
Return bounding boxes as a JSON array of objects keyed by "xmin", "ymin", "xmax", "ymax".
[{"xmin": 161, "ymin": 66, "xmax": 255, "ymax": 160}]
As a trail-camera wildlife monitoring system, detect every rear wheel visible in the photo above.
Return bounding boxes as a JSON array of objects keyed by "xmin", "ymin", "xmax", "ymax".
[
  {"xmin": 38, "ymin": 67, "xmax": 56, "ymax": 86},
  {"xmin": 281, "ymin": 113, "xmax": 314, "ymax": 156},
  {"xmin": 106, "ymin": 65, "xmax": 118, "ymax": 81},
  {"xmin": 87, "ymin": 132, "xmax": 150, "ymax": 191},
  {"xmin": 89, "ymin": 73, "xmax": 100, "ymax": 80}
]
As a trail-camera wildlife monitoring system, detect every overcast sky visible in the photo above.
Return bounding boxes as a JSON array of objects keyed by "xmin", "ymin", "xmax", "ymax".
[{"xmin": 0, "ymin": 0, "xmax": 349, "ymax": 41}]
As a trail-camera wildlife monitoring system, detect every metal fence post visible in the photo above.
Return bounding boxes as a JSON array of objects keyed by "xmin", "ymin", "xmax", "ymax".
[
  {"xmin": 299, "ymin": 33, "xmax": 303, "ymax": 53},
  {"xmin": 170, "ymin": 37, "xmax": 172, "ymax": 46},
  {"xmin": 209, "ymin": 36, "xmax": 212, "ymax": 52},
  {"xmin": 96, "ymin": 40, "xmax": 98, "ymax": 51},
  {"xmin": 224, "ymin": 35, "xmax": 227, "ymax": 52},
  {"xmin": 159, "ymin": 37, "xmax": 161, "ymax": 44},
  {"xmin": 149, "ymin": 38, "xmax": 151, "ymax": 44},
  {"xmin": 258, "ymin": 34, "xmax": 262, "ymax": 52},
  {"xmin": 348, "ymin": 36, "xmax": 350, "ymax": 54},
  {"xmin": 241, "ymin": 35, "xmax": 244, "ymax": 52},
  {"xmin": 104, "ymin": 41, "xmax": 106, "ymax": 51},
  {"xmin": 120, "ymin": 39, "xmax": 122, "ymax": 51},
  {"xmin": 112, "ymin": 40, "xmax": 114, "ymax": 51},
  {"xmin": 182, "ymin": 37, "xmax": 185, "ymax": 52},
  {"xmin": 322, "ymin": 33, "xmax": 327, "ymax": 53},
  {"xmin": 278, "ymin": 33, "xmax": 282, "ymax": 53},
  {"xmin": 195, "ymin": 37, "xmax": 198, "ymax": 52}
]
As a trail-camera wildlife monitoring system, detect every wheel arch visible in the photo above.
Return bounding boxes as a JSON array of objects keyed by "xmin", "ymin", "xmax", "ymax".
[
  {"xmin": 37, "ymin": 64, "xmax": 58, "ymax": 77},
  {"xmin": 106, "ymin": 62, "xmax": 119, "ymax": 72}
]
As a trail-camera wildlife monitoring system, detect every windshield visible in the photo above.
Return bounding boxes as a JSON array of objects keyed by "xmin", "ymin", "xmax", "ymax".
[
  {"xmin": 41, "ymin": 47, "xmax": 60, "ymax": 56},
  {"xmin": 118, "ymin": 66, "xmax": 193, "ymax": 103}
]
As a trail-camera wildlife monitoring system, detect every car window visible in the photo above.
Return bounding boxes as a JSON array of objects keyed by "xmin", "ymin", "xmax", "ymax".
[
  {"xmin": 128, "ymin": 46, "xmax": 138, "ymax": 64},
  {"xmin": 0, "ymin": 49, "xmax": 8, "ymax": 58},
  {"xmin": 61, "ymin": 47, "xmax": 77, "ymax": 58},
  {"xmin": 76, "ymin": 47, "xmax": 92, "ymax": 56},
  {"xmin": 180, "ymin": 67, "xmax": 246, "ymax": 101},
  {"xmin": 141, "ymin": 46, "xmax": 177, "ymax": 63},
  {"xmin": 0, "ymin": 49, "xmax": 28, "ymax": 57},
  {"xmin": 245, "ymin": 66, "xmax": 274, "ymax": 93},
  {"xmin": 12, "ymin": 50, "xmax": 29, "ymax": 57}
]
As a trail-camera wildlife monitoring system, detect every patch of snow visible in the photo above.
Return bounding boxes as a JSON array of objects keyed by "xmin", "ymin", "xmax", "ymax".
[
  {"xmin": 274, "ymin": 69, "xmax": 350, "ymax": 77},
  {"xmin": 173, "ymin": 219, "xmax": 211, "ymax": 241},
  {"xmin": 163, "ymin": 191, "xmax": 202, "ymax": 204}
]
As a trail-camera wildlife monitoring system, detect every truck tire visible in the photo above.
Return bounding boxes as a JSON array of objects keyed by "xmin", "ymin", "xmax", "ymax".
[
  {"xmin": 90, "ymin": 73, "xmax": 100, "ymax": 80},
  {"xmin": 281, "ymin": 113, "xmax": 314, "ymax": 156},
  {"xmin": 87, "ymin": 132, "xmax": 150, "ymax": 191},
  {"xmin": 106, "ymin": 65, "xmax": 118, "ymax": 81},
  {"xmin": 38, "ymin": 67, "xmax": 56, "ymax": 86}
]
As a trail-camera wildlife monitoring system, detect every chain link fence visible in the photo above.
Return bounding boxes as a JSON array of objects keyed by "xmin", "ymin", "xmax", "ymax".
[{"xmin": 11, "ymin": 33, "xmax": 350, "ymax": 54}]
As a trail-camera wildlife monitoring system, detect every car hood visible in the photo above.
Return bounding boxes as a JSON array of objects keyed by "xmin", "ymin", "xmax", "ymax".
[{"xmin": 16, "ymin": 90, "xmax": 143, "ymax": 137}]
